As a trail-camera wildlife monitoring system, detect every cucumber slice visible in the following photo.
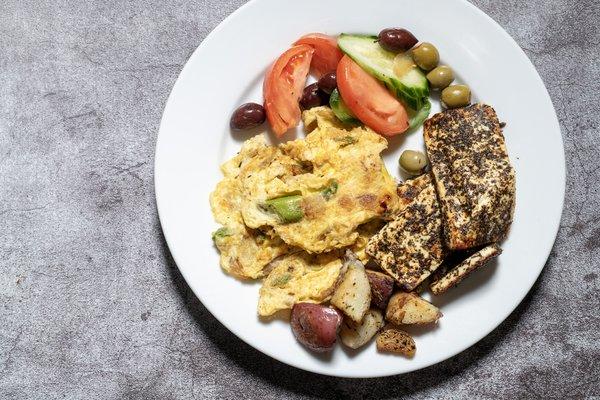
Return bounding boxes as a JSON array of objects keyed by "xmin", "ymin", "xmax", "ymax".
[
  {"xmin": 408, "ymin": 100, "xmax": 431, "ymax": 130},
  {"xmin": 329, "ymin": 89, "xmax": 359, "ymax": 124},
  {"xmin": 337, "ymin": 34, "xmax": 429, "ymax": 110}
]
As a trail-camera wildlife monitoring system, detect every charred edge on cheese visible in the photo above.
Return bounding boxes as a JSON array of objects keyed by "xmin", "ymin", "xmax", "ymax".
[
  {"xmin": 423, "ymin": 104, "xmax": 515, "ymax": 250},
  {"xmin": 430, "ymin": 243, "xmax": 502, "ymax": 295},
  {"xmin": 366, "ymin": 174, "xmax": 446, "ymax": 291}
]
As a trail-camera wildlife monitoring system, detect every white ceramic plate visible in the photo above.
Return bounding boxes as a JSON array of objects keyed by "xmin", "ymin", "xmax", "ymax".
[{"xmin": 155, "ymin": 0, "xmax": 564, "ymax": 377}]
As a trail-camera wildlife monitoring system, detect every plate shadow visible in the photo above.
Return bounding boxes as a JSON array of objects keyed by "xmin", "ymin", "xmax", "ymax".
[{"xmin": 159, "ymin": 230, "xmax": 545, "ymax": 398}]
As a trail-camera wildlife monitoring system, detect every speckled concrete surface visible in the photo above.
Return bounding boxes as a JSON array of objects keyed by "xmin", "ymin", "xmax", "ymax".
[{"xmin": 0, "ymin": 0, "xmax": 598, "ymax": 399}]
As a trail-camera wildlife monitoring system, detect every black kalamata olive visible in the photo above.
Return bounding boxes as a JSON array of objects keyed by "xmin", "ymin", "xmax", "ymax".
[
  {"xmin": 378, "ymin": 28, "xmax": 418, "ymax": 52},
  {"xmin": 317, "ymin": 72, "xmax": 337, "ymax": 94},
  {"xmin": 230, "ymin": 102, "xmax": 266, "ymax": 130},
  {"xmin": 299, "ymin": 83, "xmax": 328, "ymax": 110}
]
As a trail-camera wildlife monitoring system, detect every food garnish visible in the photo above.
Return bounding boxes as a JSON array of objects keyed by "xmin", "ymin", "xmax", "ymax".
[
  {"xmin": 426, "ymin": 65, "xmax": 454, "ymax": 90},
  {"xmin": 337, "ymin": 55, "xmax": 409, "ymax": 136},
  {"xmin": 399, "ymin": 149, "xmax": 428, "ymax": 175},
  {"xmin": 337, "ymin": 34, "xmax": 429, "ymax": 110},
  {"xmin": 320, "ymin": 180, "xmax": 338, "ymax": 200},
  {"xmin": 377, "ymin": 28, "xmax": 418, "ymax": 53},
  {"xmin": 293, "ymin": 33, "xmax": 343, "ymax": 78},
  {"xmin": 230, "ymin": 102, "xmax": 266, "ymax": 130},
  {"xmin": 411, "ymin": 42, "xmax": 439, "ymax": 71},
  {"xmin": 329, "ymin": 88, "xmax": 359, "ymax": 124},
  {"xmin": 211, "ymin": 227, "xmax": 232, "ymax": 243},
  {"xmin": 262, "ymin": 195, "xmax": 304, "ymax": 224},
  {"xmin": 334, "ymin": 135, "xmax": 358, "ymax": 147},
  {"xmin": 441, "ymin": 84, "xmax": 471, "ymax": 108},
  {"xmin": 263, "ymin": 45, "xmax": 314, "ymax": 136},
  {"xmin": 316, "ymin": 72, "xmax": 337, "ymax": 94},
  {"xmin": 300, "ymin": 82, "xmax": 329, "ymax": 110}
]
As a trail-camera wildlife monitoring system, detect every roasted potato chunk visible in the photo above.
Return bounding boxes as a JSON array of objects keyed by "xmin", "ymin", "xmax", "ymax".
[
  {"xmin": 290, "ymin": 303, "xmax": 342, "ymax": 352},
  {"xmin": 339, "ymin": 309, "xmax": 384, "ymax": 349},
  {"xmin": 331, "ymin": 251, "xmax": 371, "ymax": 322},
  {"xmin": 376, "ymin": 325, "xmax": 416, "ymax": 357},
  {"xmin": 385, "ymin": 292, "xmax": 442, "ymax": 325},
  {"xmin": 366, "ymin": 270, "xmax": 395, "ymax": 309}
]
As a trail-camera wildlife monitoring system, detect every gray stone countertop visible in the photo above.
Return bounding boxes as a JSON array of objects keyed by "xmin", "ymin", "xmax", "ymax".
[{"xmin": 0, "ymin": 0, "xmax": 598, "ymax": 398}]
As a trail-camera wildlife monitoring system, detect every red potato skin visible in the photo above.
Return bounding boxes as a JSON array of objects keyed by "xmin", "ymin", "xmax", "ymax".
[
  {"xmin": 366, "ymin": 270, "xmax": 395, "ymax": 310},
  {"xmin": 290, "ymin": 303, "xmax": 342, "ymax": 352}
]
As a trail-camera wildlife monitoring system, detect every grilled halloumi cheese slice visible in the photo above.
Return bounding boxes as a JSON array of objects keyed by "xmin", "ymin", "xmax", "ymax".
[
  {"xmin": 423, "ymin": 104, "xmax": 515, "ymax": 250},
  {"xmin": 366, "ymin": 174, "xmax": 445, "ymax": 291},
  {"xmin": 430, "ymin": 244, "xmax": 502, "ymax": 295}
]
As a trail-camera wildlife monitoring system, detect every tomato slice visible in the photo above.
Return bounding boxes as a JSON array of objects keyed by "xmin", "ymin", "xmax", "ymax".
[
  {"xmin": 294, "ymin": 33, "xmax": 343, "ymax": 78},
  {"xmin": 263, "ymin": 45, "xmax": 314, "ymax": 136},
  {"xmin": 336, "ymin": 55, "xmax": 409, "ymax": 136}
]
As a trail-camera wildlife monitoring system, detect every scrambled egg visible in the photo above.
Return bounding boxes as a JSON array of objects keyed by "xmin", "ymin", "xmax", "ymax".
[
  {"xmin": 258, "ymin": 252, "xmax": 346, "ymax": 316},
  {"xmin": 237, "ymin": 107, "xmax": 398, "ymax": 253},
  {"xmin": 210, "ymin": 107, "xmax": 398, "ymax": 312},
  {"xmin": 351, "ymin": 219, "xmax": 386, "ymax": 264},
  {"xmin": 210, "ymin": 138, "xmax": 290, "ymax": 279}
]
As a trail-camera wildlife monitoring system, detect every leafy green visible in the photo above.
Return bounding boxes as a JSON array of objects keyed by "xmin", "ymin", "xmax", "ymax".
[
  {"xmin": 212, "ymin": 227, "xmax": 232, "ymax": 243},
  {"xmin": 272, "ymin": 273, "xmax": 292, "ymax": 287},
  {"xmin": 321, "ymin": 180, "xmax": 339, "ymax": 200},
  {"xmin": 335, "ymin": 136, "xmax": 358, "ymax": 148}
]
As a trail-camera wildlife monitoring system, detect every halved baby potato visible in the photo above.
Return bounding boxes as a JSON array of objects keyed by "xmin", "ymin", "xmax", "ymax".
[
  {"xmin": 290, "ymin": 303, "xmax": 342, "ymax": 352},
  {"xmin": 331, "ymin": 251, "xmax": 371, "ymax": 323},
  {"xmin": 339, "ymin": 309, "xmax": 384, "ymax": 349}
]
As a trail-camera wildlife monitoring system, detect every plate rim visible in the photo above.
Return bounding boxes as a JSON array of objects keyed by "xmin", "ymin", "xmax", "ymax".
[{"xmin": 154, "ymin": 0, "xmax": 566, "ymax": 377}]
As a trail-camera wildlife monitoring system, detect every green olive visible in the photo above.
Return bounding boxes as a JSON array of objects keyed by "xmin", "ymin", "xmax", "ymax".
[
  {"xmin": 411, "ymin": 42, "xmax": 439, "ymax": 71},
  {"xmin": 441, "ymin": 85, "xmax": 471, "ymax": 108},
  {"xmin": 426, "ymin": 65, "xmax": 454, "ymax": 89},
  {"xmin": 399, "ymin": 150, "xmax": 428, "ymax": 175}
]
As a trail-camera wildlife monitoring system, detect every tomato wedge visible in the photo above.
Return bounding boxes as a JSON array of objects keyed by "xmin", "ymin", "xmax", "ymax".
[
  {"xmin": 294, "ymin": 33, "xmax": 343, "ymax": 78},
  {"xmin": 263, "ymin": 45, "xmax": 314, "ymax": 136},
  {"xmin": 336, "ymin": 55, "xmax": 409, "ymax": 136}
]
